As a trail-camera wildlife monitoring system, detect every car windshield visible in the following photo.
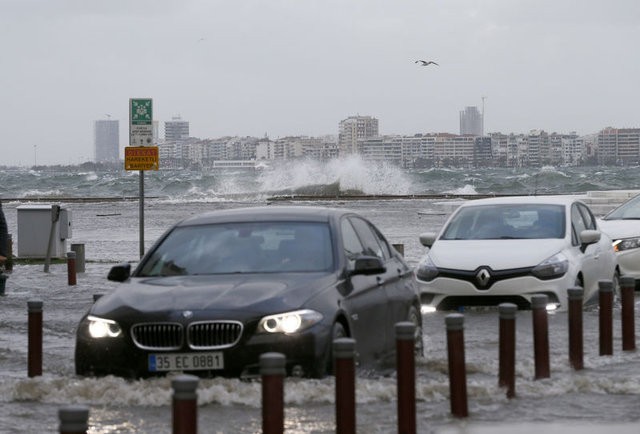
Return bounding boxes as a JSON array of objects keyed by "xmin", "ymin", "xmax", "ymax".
[
  {"xmin": 441, "ymin": 204, "xmax": 565, "ymax": 240},
  {"xmin": 138, "ymin": 221, "xmax": 333, "ymax": 276},
  {"xmin": 604, "ymin": 195, "xmax": 640, "ymax": 220}
]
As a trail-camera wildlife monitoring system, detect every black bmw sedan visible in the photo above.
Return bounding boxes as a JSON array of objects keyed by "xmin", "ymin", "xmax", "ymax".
[{"xmin": 75, "ymin": 206, "xmax": 422, "ymax": 379}]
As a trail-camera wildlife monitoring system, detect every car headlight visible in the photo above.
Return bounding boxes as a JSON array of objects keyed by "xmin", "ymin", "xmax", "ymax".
[
  {"xmin": 532, "ymin": 253, "xmax": 568, "ymax": 280},
  {"xmin": 87, "ymin": 315, "xmax": 123, "ymax": 338},
  {"xmin": 257, "ymin": 309, "xmax": 323, "ymax": 334},
  {"xmin": 613, "ymin": 238, "xmax": 640, "ymax": 252},
  {"xmin": 415, "ymin": 255, "xmax": 439, "ymax": 282}
]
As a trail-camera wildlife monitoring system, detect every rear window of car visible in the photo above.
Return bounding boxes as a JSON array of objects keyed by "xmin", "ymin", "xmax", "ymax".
[
  {"xmin": 441, "ymin": 204, "xmax": 565, "ymax": 240},
  {"xmin": 138, "ymin": 221, "xmax": 334, "ymax": 276}
]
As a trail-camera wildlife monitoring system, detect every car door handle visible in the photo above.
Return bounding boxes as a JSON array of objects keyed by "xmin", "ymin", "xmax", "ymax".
[{"xmin": 376, "ymin": 276, "xmax": 384, "ymax": 286}]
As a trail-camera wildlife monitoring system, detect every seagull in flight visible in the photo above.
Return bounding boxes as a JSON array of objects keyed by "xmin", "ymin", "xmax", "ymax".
[{"xmin": 415, "ymin": 60, "xmax": 439, "ymax": 66}]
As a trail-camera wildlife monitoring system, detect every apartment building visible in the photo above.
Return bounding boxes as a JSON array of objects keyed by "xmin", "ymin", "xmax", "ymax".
[{"xmin": 338, "ymin": 116, "xmax": 379, "ymax": 155}]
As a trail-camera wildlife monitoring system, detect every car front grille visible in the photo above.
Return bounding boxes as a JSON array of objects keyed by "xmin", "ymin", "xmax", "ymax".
[
  {"xmin": 131, "ymin": 323, "xmax": 183, "ymax": 350},
  {"xmin": 187, "ymin": 321, "xmax": 243, "ymax": 350},
  {"xmin": 437, "ymin": 266, "xmax": 534, "ymax": 290},
  {"xmin": 130, "ymin": 321, "xmax": 243, "ymax": 351}
]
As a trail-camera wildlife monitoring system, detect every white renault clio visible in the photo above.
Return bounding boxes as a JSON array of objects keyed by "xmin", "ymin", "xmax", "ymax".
[{"xmin": 416, "ymin": 196, "xmax": 619, "ymax": 312}]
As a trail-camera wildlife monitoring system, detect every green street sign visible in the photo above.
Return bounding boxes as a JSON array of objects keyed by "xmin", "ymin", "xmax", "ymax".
[{"xmin": 130, "ymin": 98, "xmax": 153, "ymax": 125}]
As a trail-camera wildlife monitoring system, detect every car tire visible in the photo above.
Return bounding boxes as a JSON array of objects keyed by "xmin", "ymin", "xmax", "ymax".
[
  {"xmin": 310, "ymin": 321, "xmax": 347, "ymax": 378},
  {"xmin": 407, "ymin": 305, "xmax": 424, "ymax": 357}
]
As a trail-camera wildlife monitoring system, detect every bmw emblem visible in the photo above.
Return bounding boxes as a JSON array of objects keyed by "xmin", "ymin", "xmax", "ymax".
[
  {"xmin": 182, "ymin": 310, "xmax": 193, "ymax": 319},
  {"xmin": 476, "ymin": 268, "xmax": 491, "ymax": 288}
]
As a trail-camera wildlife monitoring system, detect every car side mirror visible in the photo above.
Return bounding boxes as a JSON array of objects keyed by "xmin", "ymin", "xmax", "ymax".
[
  {"xmin": 351, "ymin": 256, "xmax": 386, "ymax": 276},
  {"xmin": 579, "ymin": 229, "xmax": 601, "ymax": 252},
  {"xmin": 419, "ymin": 232, "xmax": 437, "ymax": 248},
  {"xmin": 108, "ymin": 263, "xmax": 131, "ymax": 282}
]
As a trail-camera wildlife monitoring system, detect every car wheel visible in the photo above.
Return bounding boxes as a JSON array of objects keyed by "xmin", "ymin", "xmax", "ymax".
[
  {"xmin": 310, "ymin": 321, "xmax": 346, "ymax": 378},
  {"xmin": 407, "ymin": 305, "xmax": 424, "ymax": 357}
]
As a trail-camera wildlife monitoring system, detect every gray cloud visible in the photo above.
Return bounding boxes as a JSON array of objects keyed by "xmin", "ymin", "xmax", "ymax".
[{"xmin": 2, "ymin": 0, "xmax": 640, "ymax": 165}]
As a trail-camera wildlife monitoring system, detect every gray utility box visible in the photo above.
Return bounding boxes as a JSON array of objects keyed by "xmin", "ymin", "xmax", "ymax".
[{"xmin": 17, "ymin": 204, "xmax": 72, "ymax": 258}]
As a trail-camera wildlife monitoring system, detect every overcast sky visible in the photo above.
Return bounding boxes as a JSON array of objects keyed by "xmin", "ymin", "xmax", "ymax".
[{"xmin": 2, "ymin": 0, "xmax": 640, "ymax": 166}]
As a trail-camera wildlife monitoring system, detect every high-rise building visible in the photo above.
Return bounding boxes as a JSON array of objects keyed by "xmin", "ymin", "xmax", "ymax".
[
  {"xmin": 338, "ymin": 115, "xmax": 379, "ymax": 155},
  {"xmin": 459, "ymin": 106, "xmax": 483, "ymax": 136},
  {"xmin": 94, "ymin": 119, "xmax": 120, "ymax": 162},
  {"xmin": 165, "ymin": 116, "xmax": 190, "ymax": 141}
]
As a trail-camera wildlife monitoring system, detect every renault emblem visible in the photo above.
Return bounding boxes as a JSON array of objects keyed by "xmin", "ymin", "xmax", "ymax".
[
  {"xmin": 476, "ymin": 268, "xmax": 491, "ymax": 288},
  {"xmin": 182, "ymin": 310, "xmax": 193, "ymax": 319}
]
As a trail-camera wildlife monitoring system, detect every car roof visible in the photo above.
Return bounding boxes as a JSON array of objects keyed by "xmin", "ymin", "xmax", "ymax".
[
  {"xmin": 456, "ymin": 195, "xmax": 583, "ymax": 208},
  {"xmin": 176, "ymin": 205, "xmax": 349, "ymax": 226}
]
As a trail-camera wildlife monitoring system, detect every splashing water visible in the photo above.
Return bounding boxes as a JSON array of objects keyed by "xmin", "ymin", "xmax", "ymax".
[{"xmin": 257, "ymin": 155, "xmax": 413, "ymax": 195}]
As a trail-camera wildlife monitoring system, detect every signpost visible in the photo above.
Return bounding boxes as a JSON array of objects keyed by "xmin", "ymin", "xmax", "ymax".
[
  {"xmin": 125, "ymin": 146, "xmax": 159, "ymax": 171},
  {"xmin": 127, "ymin": 98, "xmax": 157, "ymax": 258}
]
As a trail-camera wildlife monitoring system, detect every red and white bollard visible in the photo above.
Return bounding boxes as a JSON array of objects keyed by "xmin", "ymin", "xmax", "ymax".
[
  {"xmin": 445, "ymin": 313, "xmax": 468, "ymax": 417},
  {"xmin": 531, "ymin": 294, "xmax": 550, "ymax": 379},
  {"xmin": 620, "ymin": 276, "xmax": 636, "ymax": 352},
  {"xmin": 28, "ymin": 300, "xmax": 43, "ymax": 377},
  {"xmin": 498, "ymin": 303, "xmax": 517, "ymax": 398},
  {"xmin": 598, "ymin": 280, "xmax": 613, "ymax": 356},
  {"xmin": 67, "ymin": 251, "xmax": 77, "ymax": 286},
  {"xmin": 334, "ymin": 338, "xmax": 356, "ymax": 434},
  {"xmin": 395, "ymin": 322, "xmax": 416, "ymax": 434},
  {"xmin": 260, "ymin": 352, "xmax": 285, "ymax": 434},
  {"xmin": 171, "ymin": 374, "xmax": 199, "ymax": 434},
  {"xmin": 58, "ymin": 405, "xmax": 89, "ymax": 434},
  {"xmin": 567, "ymin": 287, "xmax": 584, "ymax": 370}
]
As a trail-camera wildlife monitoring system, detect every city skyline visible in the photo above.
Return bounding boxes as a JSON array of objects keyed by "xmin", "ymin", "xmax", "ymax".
[
  {"xmin": 8, "ymin": 110, "xmax": 640, "ymax": 168},
  {"xmin": 3, "ymin": 1, "xmax": 640, "ymax": 166}
]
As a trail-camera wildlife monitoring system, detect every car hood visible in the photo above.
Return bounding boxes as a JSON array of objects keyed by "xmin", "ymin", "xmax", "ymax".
[
  {"xmin": 429, "ymin": 239, "xmax": 566, "ymax": 270},
  {"xmin": 598, "ymin": 219, "xmax": 639, "ymax": 240},
  {"xmin": 91, "ymin": 273, "xmax": 336, "ymax": 318}
]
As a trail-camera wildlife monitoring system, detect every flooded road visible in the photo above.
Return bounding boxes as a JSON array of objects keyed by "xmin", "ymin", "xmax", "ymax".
[{"xmin": 1, "ymin": 199, "xmax": 639, "ymax": 433}]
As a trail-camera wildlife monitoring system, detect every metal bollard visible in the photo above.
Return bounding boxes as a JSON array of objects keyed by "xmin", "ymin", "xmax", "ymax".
[
  {"xmin": 28, "ymin": 300, "xmax": 43, "ymax": 377},
  {"xmin": 67, "ymin": 251, "xmax": 77, "ymax": 286},
  {"xmin": 172, "ymin": 374, "xmax": 199, "ymax": 434},
  {"xmin": 260, "ymin": 352, "xmax": 285, "ymax": 434},
  {"xmin": 334, "ymin": 338, "xmax": 356, "ymax": 434},
  {"xmin": 620, "ymin": 276, "xmax": 636, "ymax": 352},
  {"xmin": 5, "ymin": 233, "xmax": 13, "ymax": 272},
  {"xmin": 59, "ymin": 405, "xmax": 89, "ymax": 434},
  {"xmin": 70, "ymin": 243, "xmax": 85, "ymax": 273},
  {"xmin": 567, "ymin": 287, "xmax": 584, "ymax": 370},
  {"xmin": 445, "ymin": 313, "xmax": 468, "ymax": 418},
  {"xmin": 531, "ymin": 294, "xmax": 550, "ymax": 379},
  {"xmin": 599, "ymin": 280, "xmax": 613, "ymax": 356},
  {"xmin": 395, "ymin": 322, "xmax": 416, "ymax": 434},
  {"xmin": 498, "ymin": 303, "xmax": 517, "ymax": 398}
]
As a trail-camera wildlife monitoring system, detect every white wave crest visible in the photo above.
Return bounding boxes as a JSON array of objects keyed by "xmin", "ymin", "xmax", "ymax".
[{"xmin": 257, "ymin": 155, "xmax": 413, "ymax": 195}]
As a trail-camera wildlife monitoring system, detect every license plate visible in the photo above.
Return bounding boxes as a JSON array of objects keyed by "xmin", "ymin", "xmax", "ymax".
[{"xmin": 148, "ymin": 352, "xmax": 224, "ymax": 372}]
